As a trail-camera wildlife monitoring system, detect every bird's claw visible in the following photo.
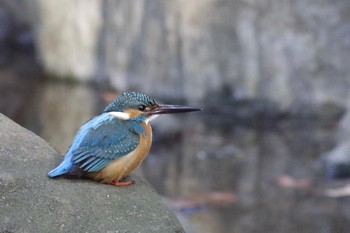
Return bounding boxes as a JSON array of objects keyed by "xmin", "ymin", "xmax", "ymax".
[{"xmin": 112, "ymin": 176, "xmax": 135, "ymax": 186}]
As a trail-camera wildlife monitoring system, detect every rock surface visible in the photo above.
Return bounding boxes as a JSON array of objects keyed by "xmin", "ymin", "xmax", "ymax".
[{"xmin": 0, "ymin": 113, "xmax": 184, "ymax": 233}]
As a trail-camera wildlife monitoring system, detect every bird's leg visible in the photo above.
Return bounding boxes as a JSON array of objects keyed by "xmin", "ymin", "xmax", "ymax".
[
  {"xmin": 112, "ymin": 180, "xmax": 133, "ymax": 186},
  {"xmin": 111, "ymin": 176, "xmax": 135, "ymax": 187}
]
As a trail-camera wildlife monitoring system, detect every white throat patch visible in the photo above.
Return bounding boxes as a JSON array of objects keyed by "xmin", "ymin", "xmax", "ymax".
[
  {"xmin": 145, "ymin": 114, "xmax": 159, "ymax": 124},
  {"xmin": 108, "ymin": 111, "xmax": 131, "ymax": 120}
]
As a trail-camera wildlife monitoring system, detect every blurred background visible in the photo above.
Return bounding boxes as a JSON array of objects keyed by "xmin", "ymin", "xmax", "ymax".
[{"xmin": 1, "ymin": 0, "xmax": 350, "ymax": 232}]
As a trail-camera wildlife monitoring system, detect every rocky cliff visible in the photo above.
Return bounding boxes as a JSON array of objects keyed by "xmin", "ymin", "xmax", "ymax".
[
  {"xmin": 25, "ymin": 0, "xmax": 350, "ymax": 108},
  {"xmin": 0, "ymin": 113, "xmax": 184, "ymax": 233}
]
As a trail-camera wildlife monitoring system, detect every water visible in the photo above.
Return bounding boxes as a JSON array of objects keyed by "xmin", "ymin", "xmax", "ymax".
[
  {"xmin": 2, "ymin": 79, "xmax": 350, "ymax": 233},
  {"xmin": 146, "ymin": 113, "xmax": 350, "ymax": 233}
]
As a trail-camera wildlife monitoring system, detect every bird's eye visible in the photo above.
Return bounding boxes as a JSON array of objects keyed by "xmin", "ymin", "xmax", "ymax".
[{"xmin": 138, "ymin": 105, "xmax": 146, "ymax": 111}]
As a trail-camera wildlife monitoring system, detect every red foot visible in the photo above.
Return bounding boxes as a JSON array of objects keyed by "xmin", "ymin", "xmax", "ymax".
[{"xmin": 112, "ymin": 178, "xmax": 135, "ymax": 187}]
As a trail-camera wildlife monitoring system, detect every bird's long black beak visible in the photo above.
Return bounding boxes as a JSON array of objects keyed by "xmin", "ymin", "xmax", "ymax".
[{"xmin": 150, "ymin": 104, "xmax": 202, "ymax": 115}]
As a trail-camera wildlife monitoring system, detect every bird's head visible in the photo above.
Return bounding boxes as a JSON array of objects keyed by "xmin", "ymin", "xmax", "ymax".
[{"xmin": 104, "ymin": 91, "xmax": 201, "ymax": 123}]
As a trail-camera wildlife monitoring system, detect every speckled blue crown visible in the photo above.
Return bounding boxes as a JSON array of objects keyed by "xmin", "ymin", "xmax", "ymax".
[{"xmin": 104, "ymin": 92, "xmax": 157, "ymax": 112}]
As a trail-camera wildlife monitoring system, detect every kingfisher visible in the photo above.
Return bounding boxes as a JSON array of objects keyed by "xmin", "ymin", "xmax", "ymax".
[{"xmin": 48, "ymin": 91, "xmax": 201, "ymax": 186}]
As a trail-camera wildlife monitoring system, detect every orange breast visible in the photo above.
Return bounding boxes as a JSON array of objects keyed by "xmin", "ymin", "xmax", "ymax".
[{"xmin": 87, "ymin": 122, "xmax": 152, "ymax": 184}]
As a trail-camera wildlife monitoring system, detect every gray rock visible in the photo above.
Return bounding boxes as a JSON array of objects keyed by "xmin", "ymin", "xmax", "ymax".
[
  {"xmin": 20, "ymin": 0, "xmax": 350, "ymax": 108},
  {"xmin": 322, "ymin": 142, "xmax": 350, "ymax": 179},
  {"xmin": 0, "ymin": 113, "xmax": 184, "ymax": 233}
]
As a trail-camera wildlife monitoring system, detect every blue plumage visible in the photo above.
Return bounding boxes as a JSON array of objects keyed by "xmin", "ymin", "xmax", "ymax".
[
  {"xmin": 104, "ymin": 92, "xmax": 157, "ymax": 112},
  {"xmin": 48, "ymin": 91, "xmax": 201, "ymax": 185},
  {"xmin": 72, "ymin": 119, "xmax": 143, "ymax": 172},
  {"xmin": 48, "ymin": 112, "xmax": 145, "ymax": 176},
  {"xmin": 48, "ymin": 113, "xmax": 113, "ymax": 177}
]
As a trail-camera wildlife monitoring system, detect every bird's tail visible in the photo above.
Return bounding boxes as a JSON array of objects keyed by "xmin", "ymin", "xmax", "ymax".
[{"xmin": 48, "ymin": 158, "xmax": 73, "ymax": 177}]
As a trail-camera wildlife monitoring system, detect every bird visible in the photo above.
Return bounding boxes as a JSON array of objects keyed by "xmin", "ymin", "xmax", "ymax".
[{"xmin": 48, "ymin": 91, "xmax": 201, "ymax": 186}]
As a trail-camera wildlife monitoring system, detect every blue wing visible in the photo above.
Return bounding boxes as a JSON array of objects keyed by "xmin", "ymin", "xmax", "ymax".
[
  {"xmin": 72, "ymin": 119, "xmax": 144, "ymax": 172},
  {"xmin": 48, "ymin": 113, "xmax": 145, "ymax": 177}
]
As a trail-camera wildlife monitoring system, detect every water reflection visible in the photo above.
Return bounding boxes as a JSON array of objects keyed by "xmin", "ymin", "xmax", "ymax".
[
  {"xmin": 2, "ymin": 80, "xmax": 350, "ymax": 233},
  {"xmin": 37, "ymin": 82, "xmax": 99, "ymax": 152},
  {"xmin": 143, "ymin": 112, "xmax": 350, "ymax": 233}
]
